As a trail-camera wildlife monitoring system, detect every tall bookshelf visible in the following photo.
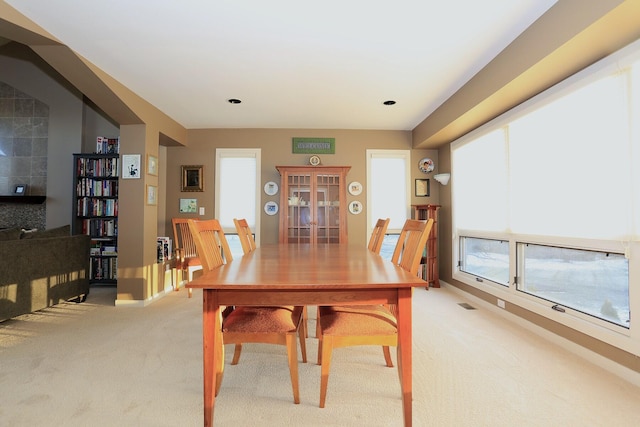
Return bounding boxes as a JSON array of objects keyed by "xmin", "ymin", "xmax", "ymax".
[{"xmin": 73, "ymin": 138, "xmax": 119, "ymax": 285}]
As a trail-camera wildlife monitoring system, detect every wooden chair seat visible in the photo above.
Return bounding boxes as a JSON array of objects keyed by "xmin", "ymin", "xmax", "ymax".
[
  {"xmin": 224, "ymin": 306, "xmax": 304, "ymax": 334},
  {"xmin": 318, "ymin": 305, "xmax": 396, "ymax": 336}
]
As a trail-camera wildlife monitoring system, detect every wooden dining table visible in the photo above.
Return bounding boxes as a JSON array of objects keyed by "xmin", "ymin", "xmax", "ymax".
[{"xmin": 187, "ymin": 243, "xmax": 426, "ymax": 427}]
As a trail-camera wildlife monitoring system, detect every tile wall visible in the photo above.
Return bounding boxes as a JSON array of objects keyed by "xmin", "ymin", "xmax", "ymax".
[{"xmin": 0, "ymin": 81, "xmax": 48, "ymax": 230}]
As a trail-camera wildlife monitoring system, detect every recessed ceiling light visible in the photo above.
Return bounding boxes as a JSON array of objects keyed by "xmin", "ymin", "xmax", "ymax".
[
  {"xmin": 383, "ymin": 100, "xmax": 396, "ymax": 106},
  {"xmin": 228, "ymin": 98, "xmax": 242, "ymax": 104}
]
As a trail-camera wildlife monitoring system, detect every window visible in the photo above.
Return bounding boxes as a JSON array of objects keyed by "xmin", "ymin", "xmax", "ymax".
[
  {"xmin": 517, "ymin": 243, "xmax": 629, "ymax": 328},
  {"xmin": 215, "ymin": 149, "xmax": 261, "ymax": 257},
  {"xmin": 366, "ymin": 150, "xmax": 410, "ymax": 260},
  {"xmin": 451, "ymin": 39, "xmax": 640, "ymax": 335},
  {"xmin": 459, "ymin": 237, "xmax": 509, "ymax": 286}
]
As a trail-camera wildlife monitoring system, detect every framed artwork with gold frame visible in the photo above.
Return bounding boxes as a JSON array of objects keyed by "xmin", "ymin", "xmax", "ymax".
[{"xmin": 181, "ymin": 165, "xmax": 204, "ymax": 192}]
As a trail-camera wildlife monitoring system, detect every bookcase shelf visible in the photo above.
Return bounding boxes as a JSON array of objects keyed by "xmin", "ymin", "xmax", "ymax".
[
  {"xmin": 73, "ymin": 149, "xmax": 119, "ymax": 285},
  {"xmin": 412, "ymin": 204, "xmax": 440, "ymax": 288}
]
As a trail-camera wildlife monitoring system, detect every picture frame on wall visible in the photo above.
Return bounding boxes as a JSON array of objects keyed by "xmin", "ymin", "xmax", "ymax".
[
  {"xmin": 146, "ymin": 184, "xmax": 157, "ymax": 205},
  {"xmin": 179, "ymin": 198, "xmax": 197, "ymax": 213},
  {"xmin": 415, "ymin": 179, "xmax": 430, "ymax": 197},
  {"xmin": 181, "ymin": 165, "xmax": 204, "ymax": 192},
  {"xmin": 122, "ymin": 154, "xmax": 141, "ymax": 179},
  {"xmin": 147, "ymin": 154, "xmax": 158, "ymax": 176}
]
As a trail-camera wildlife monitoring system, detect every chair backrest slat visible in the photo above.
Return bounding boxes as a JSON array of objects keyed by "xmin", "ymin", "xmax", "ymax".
[
  {"xmin": 367, "ymin": 218, "xmax": 390, "ymax": 254},
  {"xmin": 233, "ymin": 218, "xmax": 257, "ymax": 255},
  {"xmin": 391, "ymin": 219, "xmax": 434, "ymax": 276},
  {"xmin": 172, "ymin": 218, "xmax": 199, "ymax": 259},
  {"xmin": 187, "ymin": 219, "xmax": 233, "ymax": 272}
]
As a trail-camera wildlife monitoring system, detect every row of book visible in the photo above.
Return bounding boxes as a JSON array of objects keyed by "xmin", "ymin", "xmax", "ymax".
[
  {"xmin": 96, "ymin": 136, "xmax": 120, "ymax": 154},
  {"xmin": 76, "ymin": 178, "xmax": 118, "ymax": 197},
  {"xmin": 90, "ymin": 243, "xmax": 117, "ymax": 256},
  {"xmin": 79, "ymin": 218, "xmax": 117, "ymax": 237},
  {"xmin": 76, "ymin": 157, "xmax": 119, "ymax": 177},
  {"xmin": 77, "ymin": 198, "xmax": 118, "ymax": 217},
  {"xmin": 90, "ymin": 257, "xmax": 117, "ymax": 281}
]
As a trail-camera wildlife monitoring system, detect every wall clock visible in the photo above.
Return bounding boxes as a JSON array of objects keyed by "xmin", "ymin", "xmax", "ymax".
[
  {"xmin": 309, "ymin": 155, "xmax": 321, "ymax": 166},
  {"xmin": 418, "ymin": 157, "xmax": 434, "ymax": 174}
]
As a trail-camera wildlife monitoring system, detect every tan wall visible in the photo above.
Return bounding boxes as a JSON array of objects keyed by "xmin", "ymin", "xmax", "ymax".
[{"xmin": 162, "ymin": 129, "xmax": 440, "ymax": 245}]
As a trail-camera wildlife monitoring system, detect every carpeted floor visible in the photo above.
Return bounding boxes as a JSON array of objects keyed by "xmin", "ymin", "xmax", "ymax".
[{"xmin": 1, "ymin": 284, "xmax": 639, "ymax": 426}]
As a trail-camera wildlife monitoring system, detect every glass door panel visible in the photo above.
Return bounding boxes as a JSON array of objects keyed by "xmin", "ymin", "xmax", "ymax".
[{"xmin": 286, "ymin": 173, "xmax": 311, "ymax": 243}]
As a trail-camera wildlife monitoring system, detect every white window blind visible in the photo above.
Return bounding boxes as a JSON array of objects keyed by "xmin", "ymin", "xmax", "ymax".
[
  {"xmin": 453, "ymin": 129, "xmax": 508, "ymax": 232},
  {"xmin": 367, "ymin": 150, "xmax": 410, "ymax": 233},
  {"xmin": 215, "ymin": 149, "xmax": 260, "ymax": 237},
  {"xmin": 508, "ymin": 73, "xmax": 631, "ymax": 240}
]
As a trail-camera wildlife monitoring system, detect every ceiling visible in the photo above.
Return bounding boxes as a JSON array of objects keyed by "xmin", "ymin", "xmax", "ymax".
[{"xmin": 5, "ymin": 0, "xmax": 557, "ymax": 131}]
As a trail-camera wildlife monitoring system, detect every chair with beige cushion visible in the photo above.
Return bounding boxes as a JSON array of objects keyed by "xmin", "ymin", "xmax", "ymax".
[
  {"xmin": 316, "ymin": 218, "xmax": 434, "ymax": 408},
  {"xmin": 315, "ymin": 217, "xmax": 390, "ymax": 338},
  {"xmin": 233, "ymin": 216, "xmax": 311, "ymax": 338},
  {"xmin": 188, "ymin": 218, "xmax": 307, "ymax": 403}
]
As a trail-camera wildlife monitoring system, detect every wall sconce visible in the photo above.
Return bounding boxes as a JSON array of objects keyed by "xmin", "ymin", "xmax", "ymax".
[{"xmin": 433, "ymin": 173, "xmax": 450, "ymax": 186}]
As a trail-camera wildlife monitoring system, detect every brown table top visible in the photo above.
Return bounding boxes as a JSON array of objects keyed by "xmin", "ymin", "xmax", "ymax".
[{"xmin": 187, "ymin": 243, "xmax": 426, "ymax": 290}]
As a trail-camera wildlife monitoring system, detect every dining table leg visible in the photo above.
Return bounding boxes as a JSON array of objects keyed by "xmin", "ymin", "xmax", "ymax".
[
  {"xmin": 203, "ymin": 289, "xmax": 221, "ymax": 427},
  {"xmin": 397, "ymin": 288, "xmax": 413, "ymax": 427}
]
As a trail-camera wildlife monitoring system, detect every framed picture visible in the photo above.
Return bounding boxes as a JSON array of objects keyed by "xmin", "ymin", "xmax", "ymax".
[
  {"xmin": 13, "ymin": 184, "xmax": 26, "ymax": 195},
  {"xmin": 122, "ymin": 154, "xmax": 141, "ymax": 179},
  {"xmin": 179, "ymin": 198, "xmax": 198, "ymax": 213},
  {"xmin": 147, "ymin": 154, "xmax": 158, "ymax": 176},
  {"xmin": 146, "ymin": 184, "xmax": 157, "ymax": 205},
  {"xmin": 415, "ymin": 179, "xmax": 430, "ymax": 197},
  {"xmin": 181, "ymin": 165, "xmax": 204, "ymax": 192}
]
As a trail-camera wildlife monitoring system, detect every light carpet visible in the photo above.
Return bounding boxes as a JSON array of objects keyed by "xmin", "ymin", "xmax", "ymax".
[{"xmin": 1, "ymin": 285, "xmax": 640, "ymax": 426}]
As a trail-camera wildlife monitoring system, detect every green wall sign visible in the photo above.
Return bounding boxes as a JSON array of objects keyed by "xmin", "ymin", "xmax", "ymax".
[{"xmin": 292, "ymin": 137, "xmax": 335, "ymax": 154}]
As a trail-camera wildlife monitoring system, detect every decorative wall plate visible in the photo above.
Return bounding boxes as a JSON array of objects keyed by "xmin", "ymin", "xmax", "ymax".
[
  {"xmin": 348, "ymin": 181, "xmax": 363, "ymax": 196},
  {"xmin": 418, "ymin": 157, "xmax": 435, "ymax": 174},
  {"xmin": 264, "ymin": 181, "xmax": 278, "ymax": 195},
  {"xmin": 264, "ymin": 201, "xmax": 278, "ymax": 215},
  {"xmin": 348, "ymin": 200, "xmax": 363, "ymax": 215}
]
